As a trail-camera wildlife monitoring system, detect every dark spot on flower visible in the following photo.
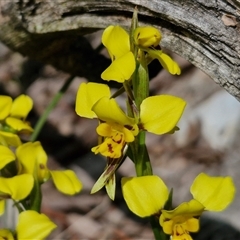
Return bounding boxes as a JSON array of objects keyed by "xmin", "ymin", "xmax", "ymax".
[
  {"xmin": 124, "ymin": 125, "xmax": 133, "ymax": 130},
  {"xmin": 112, "ymin": 133, "xmax": 122, "ymax": 144},
  {"xmin": 138, "ymin": 123, "xmax": 145, "ymax": 130},
  {"xmin": 39, "ymin": 164, "xmax": 45, "ymax": 169},
  {"xmin": 107, "ymin": 144, "xmax": 113, "ymax": 153}
]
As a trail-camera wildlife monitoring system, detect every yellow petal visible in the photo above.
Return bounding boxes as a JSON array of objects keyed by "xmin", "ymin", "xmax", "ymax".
[
  {"xmin": 16, "ymin": 142, "xmax": 50, "ymax": 182},
  {"xmin": 17, "ymin": 210, "xmax": 57, "ymax": 240},
  {"xmin": 0, "ymin": 174, "xmax": 34, "ymax": 200},
  {"xmin": 122, "ymin": 125, "xmax": 136, "ymax": 142},
  {"xmin": 96, "ymin": 122, "xmax": 136, "ymax": 142},
  {"xmin": 161, "ymin": 219, "xmax": 174, "ymax": 235},
  {"xmin": 102, "ymin": 25, "xmax": 130, "ymax": 60},
  {"xmin": 121, "ymin": 175, "xmax": 169, "ymax": 217},
  {"xmin": 0, "ymin": 200, "xmax": 5, "ymax": 215},
  {"xmin": 0, "ymin": 96, "xmax": 12, "ymax": 120},
  {"xmin": 96, "ymin": 122, "xmax": 113, "ymax": 137},
  {"xmin": 186, "ymin": 218, "xmax": 200, "ymax": 232},
  {"xmin": 160, "ymin": 199, "xmax": 204, "ymax": 227},
  {"xmin": 161, "ymin": 199, "xmax": 204, "ymax": 220},
  {"xmin": 0, "ymin": 145, "xmax": 16, "ymax": 169},
  {"xmin": 50, "ymin": 170, "xmax": 82, "ymax": 195},
  {"xmin": 75, "ymin": 82, "xmax": 111, "ymax": 118},
  {"xmin": 0, "ymin": 131, "xmax": 22, "ymax": 147},
  {"xmin": 101, "ymin": 52, "xmax": 135, "ymax": 82},
  {"xmin": 5, "ymin": 117, "xmax": 33, "ymax": 132},
  {"xmin": 92, "ymin": 138, "xmax": 123, "ymax": 158},
  {"xmin": 134, "ymin": 26, "xmax": 161, "ymax": 47},
  {"xmin": 0, "ymin": 229, "xmax": 14, "ymax": 240},
  {"xmin": 140, "ymin": 95, "xmax": 186, "ymax": 134},
  {"xmin": 190, "ymin": 173, "xmax": 236, "ymax": 211},
  {"xmin": 148, "ymin": 49, "xmax": 181, "ymax": 75},
  {"xmin": 162, "ymin": 218, "xmax": 199, "ymax": 238},
  {"xmin": 10, "ymin": 94, "xmax": 33, "ymax": 119},
  {"xmin": 92, "ymin": 97, "xmax": 136, "ymax": 126}
]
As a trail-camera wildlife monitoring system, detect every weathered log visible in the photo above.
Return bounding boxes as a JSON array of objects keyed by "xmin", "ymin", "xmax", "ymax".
[{"xmin": 0, "ymin": 0, "xmax": 239, "ymax": 100}]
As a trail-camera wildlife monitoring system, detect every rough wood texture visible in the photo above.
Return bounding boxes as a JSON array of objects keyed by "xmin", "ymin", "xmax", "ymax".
[{"xmin": 0, "ymin": 0, "xmax": 239, "ymax": 100}]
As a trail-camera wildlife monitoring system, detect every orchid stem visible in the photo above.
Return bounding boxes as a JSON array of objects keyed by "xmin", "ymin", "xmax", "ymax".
[{"xmin": 30, "ymin": 75, "xmax": 75, "ymax": 142}]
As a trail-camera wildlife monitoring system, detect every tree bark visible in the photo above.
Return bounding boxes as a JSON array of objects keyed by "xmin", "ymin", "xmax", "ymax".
[{"xmin": 0, "ymin": 0, "xmax": 239, "ymax": 100}]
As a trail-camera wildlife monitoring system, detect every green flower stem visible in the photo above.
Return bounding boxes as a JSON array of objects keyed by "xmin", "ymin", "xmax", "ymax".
[
  {"xmin": 30, "ymin": 179, "xmax": 42, "ymax": 212},
  {"xmin": 13, "ymin": 200, "xmax": 25, "ymax": 213},
  {"xmin": 133, "ymin": 51, "xmax": 149, "ymax": 109},
  {"xmin": 130, "ymin": 38, "xmax": 166, "ymax": 239},
  {"xmin": 30, "ymin": 75, "xmax": 75, "ymax": 142},
  {"xmin": 132, "ymin": 50, "xmax": 152, "ymax": 176},
  {"xmin": 135, "ymin": 131, "xmax": 152, "ymax": 176}
]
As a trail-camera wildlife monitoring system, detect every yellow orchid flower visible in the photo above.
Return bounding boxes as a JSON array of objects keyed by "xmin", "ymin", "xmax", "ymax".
[
  {"xmin": 76, "ymin": 82, "xmax": 138, "ymax": 158},
  {"xmin": 160, "ymin": 200, "xmax": 205, "ymax": 239},
  {"xmin": 16, "ymin": 142, "xmax": 82, "ymax": 195},
  {"xmin": 76, "ymin": 82, "xmax": 186, "ymax": 158},
  {"xmin": 101, "ymin": 25, "xmax": 136, "ymax": 82},
  {"xmin": 0, "ymin": 210, "xmax": 57, "ymax": 240},
  {"xmin": 76, "ymin": 82, "xmax": 135, "ymax": 198},
  {"xmin": 134, "ymin": 26, "xmax": 181, "ymax": 75},
  {"xmin": 122, "ymin": 173, "xmax": 235, "ymax": 240},
  {"xmin": 0, "ymin": 174, "xmax": 34, "ymax": 215},
  {"xmin": 0, "ymin": 94, "xmax": 33, "ymax": 147}
]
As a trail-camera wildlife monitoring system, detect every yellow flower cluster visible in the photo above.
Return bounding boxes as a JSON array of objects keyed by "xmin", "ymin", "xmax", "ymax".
[
  {"xmin": 75, "ymin": 24, "xmax": 186, "ymax": 200},
  {"xmin": 0, "ymin": 12, "xmax": 234, "ymax": 240},
  {"xmin": 74, "ymin": 19, "xmax": 236, "ymax": 240},
  {"xmin": 0, "ymin": 95, "xmax": 82, "ymax": 239}
]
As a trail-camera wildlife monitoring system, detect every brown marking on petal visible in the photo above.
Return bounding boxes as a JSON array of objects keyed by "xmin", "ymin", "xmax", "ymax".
[
  {"xmin": 107, "ymin": 143, "xmax": 113, "ymax": 153},
  {"xmin": 39, "ymin": 163, "xmax": 45, "ymax": 169},
  {"xmin": 138, "ymin": 123, "xmax": 145, "ymax": 130},
  {"xmin": 124, "ymin": 125, "xmax": 132, "ymax": 130},
  {"xmin": 112, "ymin": 133, "xmax": 123, "ymax": 144}
]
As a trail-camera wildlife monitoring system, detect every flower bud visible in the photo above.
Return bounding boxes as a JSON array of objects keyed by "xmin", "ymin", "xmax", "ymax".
[{"xmin": 134, "ymin": 26, "xmax": 161, "ymax": 47}]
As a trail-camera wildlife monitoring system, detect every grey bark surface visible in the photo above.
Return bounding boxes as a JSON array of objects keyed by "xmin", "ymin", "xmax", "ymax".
[{"xmin": 0, "ymin": 0, "xmax": 239, "ymax": 100}]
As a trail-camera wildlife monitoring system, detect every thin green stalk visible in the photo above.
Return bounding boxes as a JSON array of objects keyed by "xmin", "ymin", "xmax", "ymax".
[
  {"xmin": 30, "ymin": 75, "xmax": 75, "ymax": 142},
  {"xmin": 135, "ymin": 131, "xmax": 152, "ymax": 176},
  {"xmin": 133, "ymin": 50, "xmax": 149, "ymax": 109},
  {"xmin": 12, "ymin": 201, "xmax": 24, "ymax": 213},
  {"xmin": 30, "ymin": 179, "xmax": 42, "ymax": 212},
  {"xmin": 132, "ymin": 49, "xmax": 151, "ymax": 176}
]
